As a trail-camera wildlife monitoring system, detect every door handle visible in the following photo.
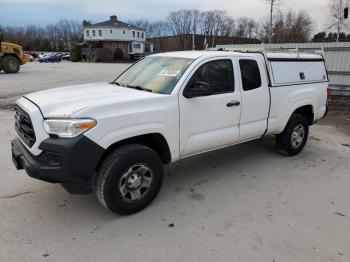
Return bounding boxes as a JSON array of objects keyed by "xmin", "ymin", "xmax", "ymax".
[{"xmin": 226, "ymin": 101, "xmax": 240, "ymax": 107}]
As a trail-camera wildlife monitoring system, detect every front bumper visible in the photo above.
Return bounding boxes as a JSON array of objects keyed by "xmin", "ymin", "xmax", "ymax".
[{"xmin": 12, "ymin": 136, "xmax": 104, "ymax": 194}]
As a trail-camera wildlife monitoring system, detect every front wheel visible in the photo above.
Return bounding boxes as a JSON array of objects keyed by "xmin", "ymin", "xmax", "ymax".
[
  {"xmin": 276, "ymin": 114, "xmax": 309, "ymax": 156},
  {"xmin": 96, "ymin": 144, "xmax": 164, "ymax": 215},
  {"xmin": 2, "ymin": 56, "xmax": 20, "ymax": 73}
]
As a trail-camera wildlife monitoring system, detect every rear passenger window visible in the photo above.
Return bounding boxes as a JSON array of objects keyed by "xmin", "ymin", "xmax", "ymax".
[
  {"xmin": 188, "ymin": 59, "xmax": 234, "ymax": 94},
  {"xmin": 239, "ymin": 60, "xmax": 261, "ymax": 91}
]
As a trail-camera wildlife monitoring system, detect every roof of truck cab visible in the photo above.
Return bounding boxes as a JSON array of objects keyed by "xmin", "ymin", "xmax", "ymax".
[{"xmin": 151, "ymin": 51, "xmax": 324, "ymax": 61}]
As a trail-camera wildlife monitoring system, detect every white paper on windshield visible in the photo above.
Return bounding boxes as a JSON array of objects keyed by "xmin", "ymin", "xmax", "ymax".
[{"xmin": 158, "ymin": 70, "xmax": 181, "ymax": 77}]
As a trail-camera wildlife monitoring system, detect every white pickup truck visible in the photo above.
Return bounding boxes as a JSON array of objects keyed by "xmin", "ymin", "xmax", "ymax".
[{"xmin": 12, "ymin": 50, "xmax": 329, "ymax": 214}]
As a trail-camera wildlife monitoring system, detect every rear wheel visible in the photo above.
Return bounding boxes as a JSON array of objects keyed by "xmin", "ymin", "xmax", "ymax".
[
  {"xmin": 2, "ymin": 56, "xmax": 20, "ymax": 73},
  {"xmin": 96, "ymin": 144, "xmax": 164, "ymax": 215},
  {"xmin": 276, "ymin": 114, "xmax": 309, "ymax": 156}
]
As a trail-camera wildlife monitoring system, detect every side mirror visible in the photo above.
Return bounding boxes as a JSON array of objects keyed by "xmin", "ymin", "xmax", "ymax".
[{"xmin": 183, "ymin": 81, "xmax": 213, "ymax": 98}]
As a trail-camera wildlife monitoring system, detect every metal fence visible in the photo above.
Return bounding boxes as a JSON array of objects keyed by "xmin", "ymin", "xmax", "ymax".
[{"xmin": 216, "ymin": 42, "xmax": 350, "ymax": 95}]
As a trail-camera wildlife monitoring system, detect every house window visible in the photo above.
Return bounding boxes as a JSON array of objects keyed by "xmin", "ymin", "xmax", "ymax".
[
  {"xmin": 137, "ymin": 32, "xmax": 140, "ymax": 38},
  {"xmin": 92, "ymin": 30, "xmax": 96, "ymax": 37},
  {"xmin": 133, "ymin": 43, "xmax": 141, "ymax": 49},
  {"xmin": 123, "ymin": 30, "xmax": 125, "ymax": 34},
  {"xmin": 86, "ymin": 30, "xmax": 90, "ymax": 37},
  {"xmin": 110, "ymin": 29, "xmax": 113, "ymax": 34},
  {"xmin": 98, "ymin": 29, "xmax": 102, "ymax": 36},
  {"xmin": 133, "ymin": 31, "xmax": 135, "ymax": 38},
  {"xmin": 141, "ymin": 32, "xmax": 144, "ymax": 39}
]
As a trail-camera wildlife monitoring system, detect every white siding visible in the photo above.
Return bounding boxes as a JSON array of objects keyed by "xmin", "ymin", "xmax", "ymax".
[{"xmin": 84, "ymin": 27, "xmax": 146, "ymax": 42}]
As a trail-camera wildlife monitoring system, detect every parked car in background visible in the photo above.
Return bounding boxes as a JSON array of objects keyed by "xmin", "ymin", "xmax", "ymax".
[
  {"xmin": 38, "ymin": 53, "xmax": 48, "ymax": 59},
  {"xmin": 24, "ymin": 51, "xmax": 38, "ymax": 59},
  {"xmin": 38, "ymin": 54, "xmax": 61, "ymax": 63},
  {"xmin": 27, "ymin": 54, "xmax": 34, "ymax": 62},
  {"xmin": 61, "ymin": 53, "xmax": 70, "ymax": 61}
]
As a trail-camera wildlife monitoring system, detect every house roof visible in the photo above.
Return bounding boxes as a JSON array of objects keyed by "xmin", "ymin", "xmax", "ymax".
[{"xmin": 87, "ymin": 19, "xmax": 143, "ymax": 31}]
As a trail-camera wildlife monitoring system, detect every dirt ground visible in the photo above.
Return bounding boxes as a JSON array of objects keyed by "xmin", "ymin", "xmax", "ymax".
[{"xmin": 0, "ymin": 62, "xmax": 349, "ymax": 262}]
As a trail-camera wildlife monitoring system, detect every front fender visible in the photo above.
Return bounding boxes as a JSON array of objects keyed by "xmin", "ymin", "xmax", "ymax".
[{"xmin": 84, "ymin": 122, "xmax": 179, "ymax": 162}]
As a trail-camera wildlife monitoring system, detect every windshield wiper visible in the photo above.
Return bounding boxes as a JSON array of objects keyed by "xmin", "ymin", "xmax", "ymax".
[
  {"xmin": 113, "ymin": 82, "xmax": 153, "ymax": 93},
  {"xmin": 125, "ymin": 85, "xmax": 153, "ymax": 93}
]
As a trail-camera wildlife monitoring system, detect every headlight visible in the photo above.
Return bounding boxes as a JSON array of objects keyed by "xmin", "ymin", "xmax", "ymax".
[{"xmin": 43, "ymin": 119, "xmax": 97, "ymax": 138}]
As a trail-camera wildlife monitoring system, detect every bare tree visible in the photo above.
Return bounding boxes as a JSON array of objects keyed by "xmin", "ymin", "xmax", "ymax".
[
  {"xmin": 265, "ymin": 0, "xmax": 283, "ymax": 42},
  {"xmin": 128, "ymin": 19, "xmax": 150, "ymax": 35},
  {"xmin": 45, "ymin": 24, "xmax": 59, "ymax": 50},
  {"xmin": 235, "ymin": 17, "xmax": 259, "ymax": 38},
  {"xmin": 218, "ymin": 16, "xmax": 235, "ymax": 37},
  {"xmin": 167, "ymin": 9, "xmax": 200, "ymax": 49},
  {"xmin": 148, "ymin": 21, "xmax": 170, "ymax": 38},
  {"xmin": 269, "ymin": 9, "xmax": 313, "ymax": 43},
  {"xmin": 69, "ymin": 20, "xmax": 82, "ymax": 46},
  {"xmin": 327, "ymin": 0, "xmax": 350, "ymax": 41},
  {"xmin": 199, "ymin": 10, "xmax": 226, "ymax": 36},
  {"xmin": 56, "ymin": 19, "xmax": 72, "ymax": 50}
]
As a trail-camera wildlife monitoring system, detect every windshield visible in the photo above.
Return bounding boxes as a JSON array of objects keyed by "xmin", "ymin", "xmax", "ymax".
[{"xmin": 114, "ymin": 56, "xmax": 194, "ymax": 94}]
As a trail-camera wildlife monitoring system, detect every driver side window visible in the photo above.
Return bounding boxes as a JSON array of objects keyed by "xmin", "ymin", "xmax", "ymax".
[{"xmin": 186, "ymin": 59, "xmax": 235, "ymax": 95}]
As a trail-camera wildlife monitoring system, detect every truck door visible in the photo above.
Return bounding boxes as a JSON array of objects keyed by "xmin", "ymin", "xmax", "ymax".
[
  {"xmin": 237, "ymin": 56, "xmax": 270, "ymax": 141},
  {"xmin": 179, "ymin": 58, "xmax": 241, "ymax": 157}
]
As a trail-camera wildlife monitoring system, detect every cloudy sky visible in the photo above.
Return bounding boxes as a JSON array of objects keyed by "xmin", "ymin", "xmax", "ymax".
[{"xmin": 0, "ymin": 0, "xmax": 331, "ymax": 32}]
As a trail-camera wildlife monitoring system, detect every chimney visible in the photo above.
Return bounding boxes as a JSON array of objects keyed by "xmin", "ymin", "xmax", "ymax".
[{"xmin": 110, "ymin": 15, "xmax": 117, "ymax": 21}]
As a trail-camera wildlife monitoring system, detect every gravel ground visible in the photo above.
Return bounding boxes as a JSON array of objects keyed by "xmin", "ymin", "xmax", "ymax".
[{"xmin": 0, "ymin": 62, "xmax": 349, "ymax": 262}]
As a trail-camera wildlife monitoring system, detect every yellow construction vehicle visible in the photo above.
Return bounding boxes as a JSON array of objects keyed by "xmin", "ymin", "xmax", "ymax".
[{"xmin": 0, "ymin": 36, "xmax": 29, "ymax": 73}]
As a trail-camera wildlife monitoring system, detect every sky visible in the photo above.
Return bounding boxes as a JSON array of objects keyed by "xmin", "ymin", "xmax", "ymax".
[{"xmin": 0, "ymin": 0, "xmax": 332, "ymax": 32}]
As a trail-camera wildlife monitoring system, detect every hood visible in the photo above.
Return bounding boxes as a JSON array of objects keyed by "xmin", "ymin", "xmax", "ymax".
[{"xmin": 24, "ymin": 82, "xmax": 162, "ymax": 118}]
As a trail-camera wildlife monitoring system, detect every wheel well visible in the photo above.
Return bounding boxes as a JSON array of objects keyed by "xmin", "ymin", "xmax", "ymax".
[
  {"xmin": 99, "ymin": 133, "xmax": 172, "ymax": 166},
  {"xmin": 1, "ymin": 54, "xmax": 20, "ymax": 64},
  {"xmin": 293, "ymin": 105, "xmax": 314, "ymax": 125}
]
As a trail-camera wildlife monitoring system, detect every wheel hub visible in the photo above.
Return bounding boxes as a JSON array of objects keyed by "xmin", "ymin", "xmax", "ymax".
[
  {"xmin": 118, "ymin": 164, "xmax": 153, "ymax": 203},
  {"xmin": 291, "ymin": 124, "xmax": 305, "ymax": 148},
  {"xmin": 127, "ymin": 174, "xmax": 142, "ymax": 189},
  {"xmin": 9, "ymin": 61, "xmax": 17, "ymax": 70}
]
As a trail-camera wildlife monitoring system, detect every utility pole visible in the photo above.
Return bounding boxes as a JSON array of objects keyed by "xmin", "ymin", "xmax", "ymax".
[
  {"xmin": 270, "ymin": 0, "xmax": 274, "ymax": 42},
  {"xmin": 337, "ymin": 0, "xmax": 343, "ymax": 42},
  {"xmin": 266, "ymin": 0, "xmax": 278, "ymax": 43},
  {"xmin": 192, "ymin": 33, "xmax": 195, "ymax": 50}
]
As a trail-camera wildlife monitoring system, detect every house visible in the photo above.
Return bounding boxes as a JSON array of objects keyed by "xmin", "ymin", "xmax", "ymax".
[{"xmin": 83, "ymin": 15, "xmax": 153, "ymax": 60}]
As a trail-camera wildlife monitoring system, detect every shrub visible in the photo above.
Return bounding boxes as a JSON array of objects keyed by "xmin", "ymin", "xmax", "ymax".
[
  {"xmin": 70, "ymin": 45, "xmax": 81, "ymax": 62},
  {"xmin": 114, "ymin": 48, "xmax": 124, "ymax": 60}
]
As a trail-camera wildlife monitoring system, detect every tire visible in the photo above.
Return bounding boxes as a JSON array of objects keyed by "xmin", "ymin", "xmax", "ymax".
[
  {"xmin": 1, "ymin": 56, "xmax": 20, "ymax": 73},
  {"xmin": 96, "ymin": 144, "xmax": 164, "ymax": 215},
  {"xmin": 276, "ymin": 114, "xmax": 309, "ymax": 156}
]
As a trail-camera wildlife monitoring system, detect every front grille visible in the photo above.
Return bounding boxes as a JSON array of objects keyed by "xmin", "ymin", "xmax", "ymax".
[{"xmin": 15, "ymin": 106, "xmax": 36, "ymax": 147}]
